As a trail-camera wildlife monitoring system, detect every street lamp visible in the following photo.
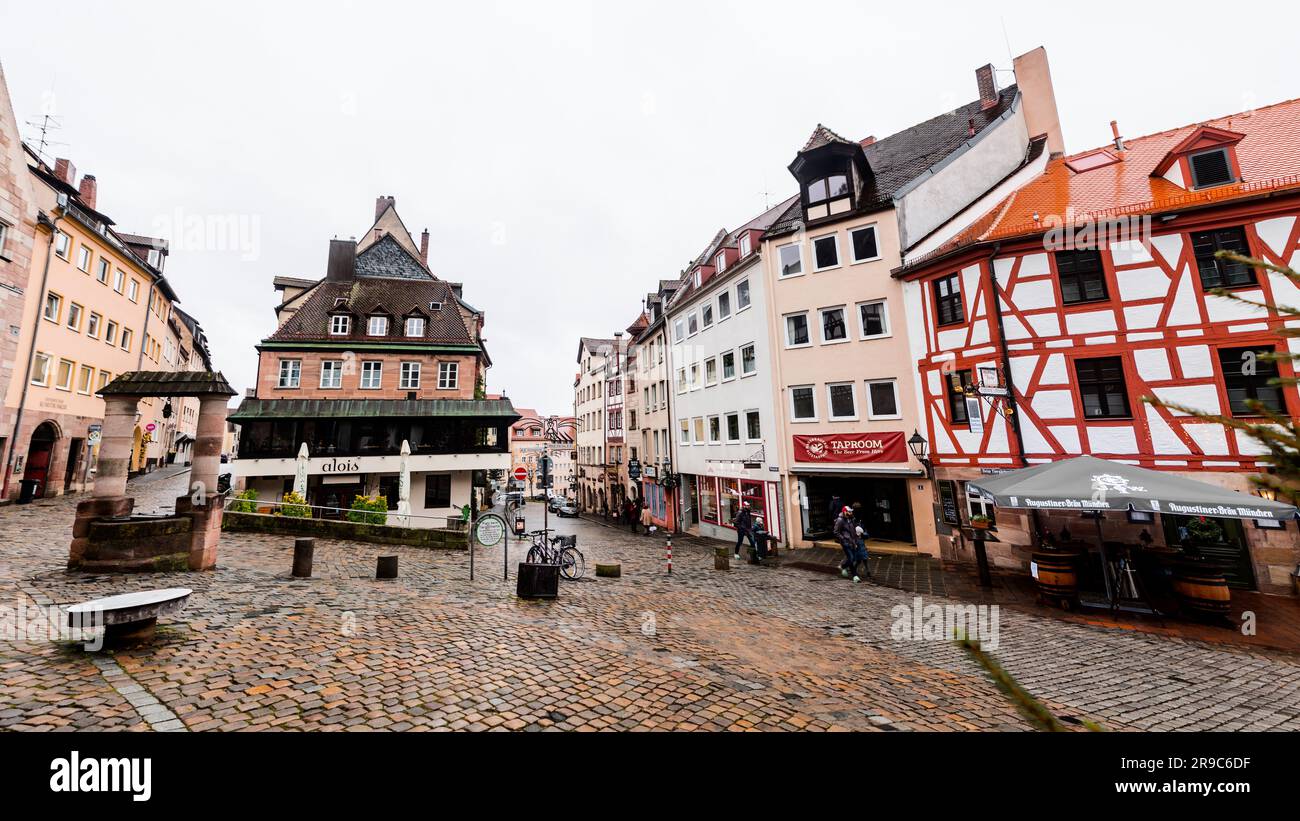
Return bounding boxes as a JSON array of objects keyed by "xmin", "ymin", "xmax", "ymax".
[{"xmin": 908, "ymin": 430, "xmax": 932, "ymax": 479}]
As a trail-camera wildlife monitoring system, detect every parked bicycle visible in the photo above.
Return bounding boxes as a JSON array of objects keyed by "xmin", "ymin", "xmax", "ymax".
[{"xmin": 524, "ymin": 529, "xmax": 585, "ymax": 580}]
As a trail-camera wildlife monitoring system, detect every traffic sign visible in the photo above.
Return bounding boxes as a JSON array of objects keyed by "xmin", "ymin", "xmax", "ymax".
[
  {"xmin": 146, "ymin": 423, "xmax": 157, "ymax": 432},
  {"xmin": 513, "ymin": 466, "xmax": 528, "ymax": 482}
]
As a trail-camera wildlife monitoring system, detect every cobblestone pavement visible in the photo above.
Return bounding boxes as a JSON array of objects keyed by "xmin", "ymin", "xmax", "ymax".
[{"xmin": 2, "ymin": 472, "xmax": 1299, "ymax": 731}]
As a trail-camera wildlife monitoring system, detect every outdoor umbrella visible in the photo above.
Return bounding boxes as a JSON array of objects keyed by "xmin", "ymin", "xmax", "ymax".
[
  {"xmin": 968, "ymin": 456, "xmax": 1297, "ymax": 521},
  {"xmin": 293, "ymin": 442, "xmax": 310, "ymax": 499}
]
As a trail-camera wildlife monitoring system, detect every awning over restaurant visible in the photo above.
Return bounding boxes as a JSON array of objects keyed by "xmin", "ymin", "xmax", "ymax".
[
  {"xmin": 968, "ymin": 456, "xmax": 1297, "ymax": 521},
  {"xmin": 228, "ymin": 398, "xmax": 520, "ymax": 423}
]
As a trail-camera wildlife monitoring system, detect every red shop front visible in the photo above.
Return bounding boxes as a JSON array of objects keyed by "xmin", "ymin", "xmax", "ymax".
[
  {"xmin": 687, "ymin": 473, "xmax": 783, "ymax": 544},
  {"xmin": 791, "ymin": 432, "xmax": 922, "ymax": 545}
]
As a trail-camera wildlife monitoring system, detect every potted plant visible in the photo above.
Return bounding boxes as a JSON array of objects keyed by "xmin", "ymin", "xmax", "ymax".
[{"xmin": 970, "ymin": 514, "xmax": 992, "ymax": 531}]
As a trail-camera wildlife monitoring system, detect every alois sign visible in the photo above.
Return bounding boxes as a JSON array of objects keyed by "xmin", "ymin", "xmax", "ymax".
[{"xmin": 793, "ymin": 432, "xmax": 907, "ymax": 464}]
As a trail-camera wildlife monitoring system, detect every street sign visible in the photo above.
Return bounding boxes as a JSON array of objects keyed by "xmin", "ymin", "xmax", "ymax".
[
  {"xmin": 145, "ymin": 423, "xmax": 157, "ymax": 432},
  {"xmin": 87, "ymin": 424, "xmax": 102, "ymax": 446},
  {"xmin": 976, "ymin": 386, "xmax": 1009, "ymax": 397},
  {"xmin": 627, "ymin": 458, "xmax": 641, "ymax": 480},
  {"xmin": 513, "ymin": 466, "xmax": 528, "ymax": 482}
]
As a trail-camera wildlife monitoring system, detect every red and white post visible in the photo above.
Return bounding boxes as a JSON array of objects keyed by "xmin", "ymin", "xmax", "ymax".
[{"xmin": 665, "ymin": 535, "xmax": 672, "ymax": 575}]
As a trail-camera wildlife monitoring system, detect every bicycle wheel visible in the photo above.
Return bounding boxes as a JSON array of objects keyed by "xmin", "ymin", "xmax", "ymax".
[
  {"xmin": 559, "ymin": 548, "xmax": 585, "ymax": 580},
  {"xmin": 526, "ymin": 545, "xmax": 545, "ymax": 564}
]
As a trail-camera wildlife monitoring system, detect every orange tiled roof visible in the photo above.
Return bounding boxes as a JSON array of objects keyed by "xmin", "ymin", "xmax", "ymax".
[{"xmin": 915, "ymin": 96, "xmax": 1300, "ymax": 264}]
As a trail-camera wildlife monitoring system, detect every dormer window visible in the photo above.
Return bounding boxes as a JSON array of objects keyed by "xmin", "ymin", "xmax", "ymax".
[
  {"xmin": 716, "ymin": 252, "xmax": 726, "ymax": 272},
  {"xmin": 1189, "ymin": 148, "xmax": 1235, "ymax": 189},
  {"xmin": 368, "ymin": 316, "xmax": 388, "ymax": 336},
  {"xmin": 429, "ymin": 301, "xmax": 443, "ymax": 311},
  {"xmin": 405, "ymin": 316, "xmax": 425, "ymax": 337},
  {"xmin": 806, "ymin": 174, "xmax": 848, "ymax": 205},
  {"xmin": 738, "ymin": 233, "xmax": 751, "ymax": 257},
  {"xmin": 330, "ymin": 315, "xmax": 350, "ymax": 335},
  {"xmin": 333, "ymin": 297, "xmax": 348, "ymax": 307}
]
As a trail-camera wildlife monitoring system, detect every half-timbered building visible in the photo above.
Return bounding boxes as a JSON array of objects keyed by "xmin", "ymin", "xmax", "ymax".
[{"xmin": 897, "ymin": 98, "xmax": 1300, "ymax": 594}]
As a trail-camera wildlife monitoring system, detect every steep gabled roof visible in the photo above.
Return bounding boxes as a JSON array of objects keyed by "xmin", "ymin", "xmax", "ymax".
[
  {"xmin": 801, "ymin": 123, "xmax": 855, "ymax": 152},
  {"xmin": 356, "ymin": 199, "xmax": 422, "ymax": 258},
  {"xmin": 267, "ymin": 278, "xmax": 471, "ymax": 344},
  {"xmin": 355, "ymin": 233, "xmax": 435, "ymax": 281}
]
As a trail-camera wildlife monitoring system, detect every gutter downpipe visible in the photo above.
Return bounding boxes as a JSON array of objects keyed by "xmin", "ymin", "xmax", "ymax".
[{"xmin": 3, "ymin": 208, "xmax": 64, "ymax": 499}]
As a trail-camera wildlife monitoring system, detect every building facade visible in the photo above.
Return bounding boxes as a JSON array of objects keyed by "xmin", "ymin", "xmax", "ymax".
[
  {"xmin": 630, "ymin": 279, "xmax": 681, "ymax": 530},
  {"xmin": 574, "ymin": 337, "xmax": 613, "ymax": 514},
  {"xmin": 667, "ymin": 204, "xmax": 791, "ymax": 545},
  {"xmin": 231, "ymin": 198, "xmax": 513, "ymax": 526},
  {"xmin": 760, "ymin": 49, "xmax": 1064, "ymax": 553},
  {"xmin": 899, "ymin": 97, "xmax": 1300, "ymax": 594}
]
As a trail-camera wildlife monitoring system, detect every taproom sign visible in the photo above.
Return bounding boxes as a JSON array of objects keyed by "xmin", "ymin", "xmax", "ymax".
[{"xmin": 793, "ymin": 432, "xmax": 907, "ymax": 464}]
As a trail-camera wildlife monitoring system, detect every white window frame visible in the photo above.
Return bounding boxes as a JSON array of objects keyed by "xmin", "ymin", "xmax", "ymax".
[
  {"xmin": 400, "ymin": 361, "xmax": 421, "ymax": 389},
  {"xmin": 819, "ymin": 305, "xmax": 850, "ymax": 345},
  {"xmin": 849, "ymin": 224, "xmax": 881, "ymax": 264},
  {"xmin": 692, "ymin": 417, "xmax": 706, "ymax": 445},
  {"xmin": 740, "ymin": 344, "xmax": 756, "ymax": 377},
  {"xmin": 865, "ymin": 378, "xmax": 902, "ymax": 420},
  {"xmin": 42, "ymin": 292, "xmax": 61, "ymax": 323},
  {"xmin": 688, "ymin": 362, "xmax": 700, "ymax": 390},
  {"xmin": 826, "ymin": 381, "xmax": 859, "ymax": 421},
  {"xmin": 278, "ymin": 359, "xmax": 302, "ymax": 388},
  {"xmin": 113, "ymin": 269, "xmax": 125, "ymax": 293},
  {"xmin": 673, "ymin": 319, "xmax": 685, "ymax": 342},
  {"xmin": 857, "ymin": 299, "xmax": 891, "ymax": 340},
  {"xmin": 330, "ymin": 315, "xmax": 350, "ymax": 335},
  {"xmin": 717, "ymin": 291, "xmax": 731, "ymax": 320},
  {"xmin": 676, "ymin": 367, "xmax": 687, "ymax": 394},
  {"xmin": 405, "ymin": 316, "xmax": 425, "ymax": 337},
  {"xmin": 701, "ymin": 303, "xmax": 713, "ymax": 328},
  {"xmin": 438, "ymin": 361, "xmax": 459, "ymax": 390},
  {"xmin": 687, "ymin": 312, "xmax": 698, "ymax": 337},
  {"xmin": 30, "ymin": 351, "xmax": 51, "ymax": 386},
  {"xmin": 368, "ymin": 316, "xmax": 388, "ymax": 336},
  {"xmin": 55, "ymin": 359, "xmax": 75, "ymax": 392},
  {"xmin": 54, "ymin": 231, "xmax": 70, "ymax": 259},
  {"xmin": 104, "ymin": 320, "xmax": 118, "ymax": 346},
  {"xmin": 725, "ymin": 412, "xmax": 741, "ymax": 443},
  {"xmin": 707, "ymin": 414, "xmax": 722, "ymax": 444},
  {"xmin": 320, "ymin": 360, "xmax": 343, "ymax": 389},
  {"xmin": 95, "ymin": 258, "xmax": 109, "ymax": 284},
  {"xmin": 744, "ymin": 409, "xmax": 762, "ymax": 443},
  {"xmin": 119, "ymin": 328, "xmax": 133, "ymax": 352},
  {"xmin": 738, "ymin": 233, "xmax": 751, "ymax": 257},
  {"xmin": 66, "ymin": 302, "xmax": 83, "ymax": 331},
  {"xmin": 784, "ymin": 312, "xmax": 811, "ymax": 348},
  {"xmin": 736, "ymin": 279, "xmax": 751, "ymax": 311},
  {"xmin": 721, "ymin": 350, "xmax": 736, "ymax": 382},
  {"xmin": 704, "ymin": 356, "xmax": 718, "ymax": 387},
  {"xmin": 77, "ymin": 245, "xmax": 92, "ymax": 272},
  {"xmin": 86, "ymin": 312, "xmax": 101, "ymax": 339},
  {"xmin": 679, "ymin": 419, "xmax": 691, "ymax": 444},
  {"xmin": 128, "ymin": 279, "xmax": 140, "ymax": 302},
  {"xmin": 789, "ymin": 384, "xmax": 818, "ymax": 422},
  {"xmin": 812, "ymin": 233, "xmax": 841, "ymax": 271},
  {"xmin": 777, "ymin": 242, "xmax": 803, "ymax": 278},
  {"xmin": 76, "ymin": 364, "xmax": 94, "ymax": 395}
]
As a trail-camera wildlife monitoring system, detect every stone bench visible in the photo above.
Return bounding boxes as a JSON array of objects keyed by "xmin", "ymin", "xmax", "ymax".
[{"xmin": 66, "ymin": 588, "xmax": 192, "ymax": 643}]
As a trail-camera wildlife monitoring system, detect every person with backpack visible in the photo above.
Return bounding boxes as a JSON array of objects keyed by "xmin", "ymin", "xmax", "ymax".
[{"xmin": 851, "ymin": 507, "xmax": 871, "ymax": 579}]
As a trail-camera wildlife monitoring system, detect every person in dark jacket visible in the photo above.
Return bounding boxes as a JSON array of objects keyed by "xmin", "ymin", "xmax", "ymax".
[
  {"xmin": 833, "ymin": 506, "xmax": 862, "ymax": 582},
  {"xmin": 732, "ymin": 501, "xmax": 756, "ymax": 560}
]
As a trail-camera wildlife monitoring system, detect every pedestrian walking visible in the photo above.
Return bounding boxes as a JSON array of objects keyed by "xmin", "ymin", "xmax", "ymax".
[
  {"xmin": 851, "ymin": 509, "xmax": 871, "ymax": 579},
  {"xmin": 833, "ymin": 505, "xmax": 862, "ymax": 583},
  {"xmin": 749, "ymin": 516, "xmax": 769, "ymax": 564},
  {"xmin": 639, "ymin": 501, "xmax": 652, "ymax": 535},
  {"xmin": 732, "ymin": 501, "xmax": 756, "ymax": 560}
]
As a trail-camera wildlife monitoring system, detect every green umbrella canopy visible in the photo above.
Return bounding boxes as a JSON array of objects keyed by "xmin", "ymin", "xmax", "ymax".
[{"xmin": 967, "ymin": 456, "xmax": 1297, "ymax": 521}]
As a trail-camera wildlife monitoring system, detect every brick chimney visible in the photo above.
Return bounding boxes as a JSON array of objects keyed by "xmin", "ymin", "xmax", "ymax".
[
  {"xmin": 54, "ymin": 158, "xmax": 77, "ymax": 185},
  {"xmin": 78, "ymin": 174, "xmax": 98, "ymax": 210},
  {"xmin": 420, "ymin": 229, "xmax": 430, "ymax": 265},
  {"xmin": 976, "ymin": 64, "xmax": 999, "ymax": 110},
  {"xmin": 375, "ymin": 195, "xmax": 395, "ymax": 220},
  {"xmin": 326, "ymin": 238, "xmax": 356, "ymax": 282}
]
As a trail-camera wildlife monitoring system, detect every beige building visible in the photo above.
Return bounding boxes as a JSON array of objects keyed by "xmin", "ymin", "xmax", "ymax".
[
  {"xmin": 3, "ymin": 151, "xmax": 198, "ymax": 500},
  {"xmin": 628, "ymin": 279, "xmax": 680, "ymax": 530},
  {"xmin": 574, "ymin": 337, "xmax": 614, "ymax": 513},
  {"xmin": 759, "ymin": 49, "xmax": 1063, "ymax": 553}
]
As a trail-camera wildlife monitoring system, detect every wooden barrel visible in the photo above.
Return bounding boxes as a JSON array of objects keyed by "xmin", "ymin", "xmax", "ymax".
[
  {"xmin": 1032, "ymin": 551, "xmax": 1079, "ymax": 608},
  {"xmin": 1172, "ymin": 561, "xmax": 1231, "ymax": 621}
]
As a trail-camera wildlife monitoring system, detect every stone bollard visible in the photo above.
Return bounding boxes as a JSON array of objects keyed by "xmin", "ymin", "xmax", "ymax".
[
  {"xmin": 376, "ymin": 555, "xmax": 399, "ymax": 580},
  {"xmin": 595, "ymin": 562, "xmax": 622, "ymax": 578},
  {"xmin": 292, "ymin": 538, "xmax": 315, "ymax": 578},
  {"xmin": 714, "ymin": 546, "xmax": 730, "ymax": 571}
]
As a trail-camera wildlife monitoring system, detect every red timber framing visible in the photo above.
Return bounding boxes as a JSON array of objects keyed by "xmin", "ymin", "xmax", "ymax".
[{"xmin": 901, "ymin": 193, "xmax": 1300, "ymax": 473}]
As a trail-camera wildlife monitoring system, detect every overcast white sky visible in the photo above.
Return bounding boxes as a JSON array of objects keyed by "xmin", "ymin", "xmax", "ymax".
[{"xmin": 2, "ymin": 1, "xmax": 1296, "ymax": 415}]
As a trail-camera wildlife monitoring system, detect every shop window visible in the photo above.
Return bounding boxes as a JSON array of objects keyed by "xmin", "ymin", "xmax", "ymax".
[{"xmin": 700, "ymin": 478, "xmax": 719, "ymax": 523}]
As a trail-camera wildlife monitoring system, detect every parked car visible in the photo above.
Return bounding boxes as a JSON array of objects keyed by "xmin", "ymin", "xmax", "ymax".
[
  {"xmin": 548, "ymin": 496, "xmax": 564, "ymax": 513},
  {"xmin": 556, "ymin": 500, "xmax": 578, "ymax": 518}
]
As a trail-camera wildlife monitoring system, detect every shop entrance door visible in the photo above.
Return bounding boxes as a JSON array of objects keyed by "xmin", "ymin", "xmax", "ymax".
[{"xmin": 802, "ymin": 475, "xmax": 914, "ymax": 544}]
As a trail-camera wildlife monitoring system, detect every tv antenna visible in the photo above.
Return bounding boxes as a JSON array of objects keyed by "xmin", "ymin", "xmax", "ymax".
[{"xmin": 24, "ymin": 113, "xmax": 67, "ymax": 164}]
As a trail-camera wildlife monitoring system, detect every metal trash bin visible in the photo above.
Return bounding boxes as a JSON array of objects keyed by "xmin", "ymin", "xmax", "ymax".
[{"xmin": 17, "ymin": 479, "xmax": 41, "ymax": 504}]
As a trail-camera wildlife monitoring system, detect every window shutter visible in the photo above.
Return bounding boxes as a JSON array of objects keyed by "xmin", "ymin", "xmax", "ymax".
[{"xmin": 1190, "ymin": 149, "xmax": 1233, "ymax": 188}]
